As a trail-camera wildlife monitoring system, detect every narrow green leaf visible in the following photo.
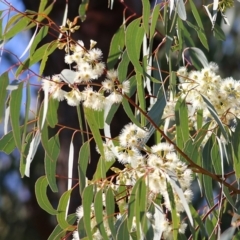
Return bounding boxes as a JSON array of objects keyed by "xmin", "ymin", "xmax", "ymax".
[
  {"xmin": 39, "ymin": 41, "xmax": 58, "ymax": 75},
  {"xmin": 175, "ymin": 98, "xmax": 189, "ymax": 149},
  {"xmin": 30, "ymin": 25, "xmax": 49, "ymax": 55},
  {"xmin": 93, "ymin": 156, "xmax": 114, "ymax": 180},
  {"xmin": 105, "ymin": 103, "xmax": 120, "ymax": 125},
  {"xmin": 106, "ymin": 188, "xmax": 117, "ymax": 239},
  {"xmin": 19, "ymin": 131, "xmax": 33, "ymax": 177},
  {"xmin": 201, "ymin": 94, "xmax": 228, "ymax": 141},
  {"xmin": 56, "ymin": 189, "xmax": 74, "ymax": 230},
  {"xmin": 122, "ymin": 98, "xmax": 142, "ymax": 128},
  {"xmin": 35, "ymin": 176, "xmax": 58, "ymax": 215},
  {"xmin": 150, "ymin": 4, "xmax": 160, "ymax": 39},
  {"xmin": 189, "ymin": 0, "xmax": 204, "ymax": 29},
  {"xmin": 136, "ymin": 73, "xmax": 146, "ymax": 125},
  {"xmin": 38, "ymin": 0, "xmax": 48, "ymax": 13},
  {"xmin": 142, "ymin": 0, "xmax": 150, "ymax": 35},
  {"xmin": 231, "ymin": 118, "xmax": 240, "ymax": 178},
  {"xmin": 127, "ymin": 178, "xmax": 140, "ymax": 231},
  {"xmin": 126, "ymin": 18, "xmax": 145, "ymax": 74},
  {"xmin": 78, "ymin": 141, "xmax": 90, "ymax": 196},
  {"xmin": 197, "ymin": 109, "xmax": 203, "ymax": 130},
  {"xmin": 94, "ymin": 189, "xmax": 109, "ymax": 239},
  {"xmin": 10, "ymin": 81, "xmax": 23, "ymax": 151},
  {"xmin": 46, "ymin": 97, "xmax": 59, "ymax": 128},
  {"xmin": 79, "ymin": 0, "xmax": 89, "ymax": 22},
  {"xmin": 213, "ymin": 23, "xmax": 226, "ymax": 41},
  {"xmin": 84, "ymin": 107, "xmax": 104, "ymax": 158},
  {"xmin": 202, "ymin": 137, "xmax": 214, "ymax": 208},
  {"xmin": 107, "ymin": 25, "xmax": 125, "ymax": 69},
  {"xmin": 166, "ymin": 181, "xmax": 179, "ymax": 240},
  {"xmin": 44, "ymin": 134, "xmax": 60, "ymax": 192},
  {"xmin": 211, "ymin": 139, "xmax": 222, "ymax": 175},
  {"xmin": 0, "ymin": 72, "xmax": 9, "ymax": 122},
  {"xmin": 4, "ymin": 16, "xmax": 31, "ymax": 40},
  {"xmin": 48, "ymin": 213, "xmax": 77, "ymax": 240},
  {"xmin": 117, "ymin": 50, "xmax": 130, "ymax": 83},
  {"xmin": 0, "ymin": 130, "xmax": 16, "ymax": 154},
  {"xmin": 189, "ymin": 204, "xmax": 207, "ymax": 238},
  {"xmin": 188, "ymin": 47, "xmax": 208, "ymax": 69},
  {"xmin": 82, "ymin": 185, "xmax": 94, "ymax": 240},
  {"xmin": 117, "ymin": 217, "xmax": 130, "ymax": 240},
  {"xmin": 176, "ymin": 0, "xmax": 187, "ymax": 20}
]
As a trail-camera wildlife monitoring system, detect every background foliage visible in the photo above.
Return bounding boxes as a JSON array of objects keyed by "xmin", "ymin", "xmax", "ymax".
[{"xmin": 1, "ymin": 0, "xmax": 240, "ymax": 239}]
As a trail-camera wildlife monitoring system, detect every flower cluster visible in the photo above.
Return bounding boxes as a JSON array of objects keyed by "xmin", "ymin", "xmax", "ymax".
[
  {"xmin": 163, "ymin": 62, "xmax": 240, "ymax": 128},
  {"xmin": 42, "ymin": 40, "xmax": 130, "ymax": 109},
  {"xmin": 75, "ymin": 123, "xmax": 193, "ymax": 240}
]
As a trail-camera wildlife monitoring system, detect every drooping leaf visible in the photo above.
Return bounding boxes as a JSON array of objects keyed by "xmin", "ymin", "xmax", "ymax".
[
  {"xmin": 117, "ymin": 216, "xmax": 130, "ymax": 240},
  {"xmin": 126, "ymin": 18, "xmax": 145, "ymax": 74},
  {"xmin": 47, "ymin": 213, "xmax": 77, "ymax": 240},
  {"xmin": 0, "ymin": 130, "xmax": 17, "ymax": 154},
  {"xmin": 46, "ymin": 97, "xmax": 59, "ymax": 128},
  {"xmin": 108, "ymin": 25, "xmax": 125, "ymax": 69},
  {"xmin": 79, "ymin": 0, "xmax": 89, "ymax": 22},
  {"xmin": 94, "ymin": 189, "xmax": 109, "ymax": 240},
  {"xmin": 78, "ymin": 141, "xmax": 90, "ymax": 196},
  {"xmin": 177, "ymin": 0, "xmax": 187, "ymax": 21},
  {"xmin": 10, "ymin": 81, "xmax": 23, "ymax": 151},
  {"xmin": 117, "ymin": 50, "xmax": 130, "ymax": 83},
  {"xmin": 20, "ymin": 131, "xmax": 33, "ymax": 177},
  {"xmin": 0, "ymin": 72, "xmax": 9, "ymax": 122},
  {"xmin": 106, "ymin": 188, "xmax": 117, "ymax": 239},
  {"xmin": 175, "ymin": 97, "xmax": 189, "ymax": 149},
  {"xmin": 56, "ymin": 189, "xmax": 74, "ymax": 230},
  {"xmin": 35, "ymin": 176, "xmax": 58, "ymax": 215},
  {"xmin": 82, "ymin": 185, "xmax": 94, "ymax": 240},
  {"xmin": 84, "ymin": 107, "xmax": 104, "ymax": 158},
  {"xmin": 44, "ymin": 134, "xmax": 60, "ymax": 192},
  {"xmin": 188, "ymin": 47, "xmax": 208, "ymax": 69},
  {"xmin": 142, "ymin": 0, "xmax": 150, "ymax": 35},
  {"xmin": 201, "ymin": 94, "xmax": 228, "ymax": 141}
]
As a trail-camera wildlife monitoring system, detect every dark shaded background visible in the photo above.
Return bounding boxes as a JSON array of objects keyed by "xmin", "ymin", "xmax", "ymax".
[{"xmin": 1, "ymin": 0, "xmax": 240, "ymax": 239}]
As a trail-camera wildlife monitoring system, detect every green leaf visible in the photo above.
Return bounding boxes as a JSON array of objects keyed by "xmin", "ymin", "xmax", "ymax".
[
  {"xmin": 105, "ymin": 103, "xmax": 120, "ymax": 125},
  {"xmin": 189, "ymin": 0, "xmax": 204, "ymax": 29},
  {"xmin": 201, "ymin": 94, "xmax": 228, "ymax": 141},
  {"xmin": 56, "ymin": 189, "xmax": 74, "ymax": 230},
  {"xmin": 211, "ymin": 138, "xmax": 222, "ymax": 175},
  {"xmin": 79, "ymin": 0, "xmax": 89, "ymax": 22},
  {"xmin": 150, "ymin": 4, "xmax": 160, "ymax": 40},
  {"xmin": 94, "ymin": 189, "xmax": 109, "ymax": 240},
  {"xmin": 10, "ymin": 81, "xmax": 23, "ymax": 151},
  {"xmin": 106, "ymin": 188, "xmax": 117, "ymax": 239},
  {"xmin": 19, "ymin": 131, "xmax": 33, "ymax": 177},
  {"xmin": 175, "ymin": 98, "xmax": 189, "ymax": 149},
  {"xmin": 0, "ymin": 72, "xmax": 9, "ymax": 122},
  {"xmin": 38, "ymin": 0, "xmax": 48, "ymax": 13},
  {"xmin": 232, "ymin": 118, "xmax": 240, "ymax": 178},
  {"xmin": 35, "ymin": 176, "xmax": 58, "ymax": 215},
  {"xmin": 108, "ymin": 25, "xmax": 125, "ymax": 69},
  {"xmin": 82, "ymin": 185, "xmax": 94, "ymax": 240},
  {"xmin": 44, "ymin": 134, "xmax": 60, "ymax": 192},
  {"xmin": 126, "ymin": 18, "xmax": 145, "ymax": 74},
  {"xmin": 176, "ymin": 0, "xmax": 187, "ymax": 21},
  {"xmin": 202, "ymin": 137, "xmax": 214, "ymax": 208},
  {"xmin": 213, "ymin": 23, "xmax": 226, "ymax": 41},
  {"xmin": 166, "ymin": 181, "xmax": 179, "ymax": 240},
  {"xmin": 84, "ymin": 107, "xmax": 104, "ymax": 158},
  {"xmin": 189, "ymin": 204, "xmax": 207, "ymax": 238},
  {"xmin": 39, "ymin": 41, "xmax": 58, "ymax": 75},
  {"xmin": 122, "ymin": 98, "xmax": 142, "ymax": 128},
  {"xmin": 117, "ymin": 217, "xmax": 130, "ymax": 240},
  {"xmin": 78, "ymin": 141, "xmax": 90, "ymax": 196},
  {"xmin": 127, "ymin": 178, "xmax": 140, "ymax": 231},
  {"xmin": 142, "ymin": 0, "xmax": 150, "ymax": 35},
  {"xmin": 136, "ymin": 72, "xmax": 146, "ymax": 125},
  {"xmin": 48, "ymin": 213, "xmax": 77, "ymax": 240},
  {"xmin": 4, "ymin": 16, "xmax": 32, "ymax": 40},
  {"xmin": 117, "ymin": 50, "xmax": 130, "ymax": 83},
  {"xmin": 188, "ymin": 47, "xmax": 208, "ymax": 69},
  {"xmin": 30, "ymin": 25, "xmax": 49, "ymax": 55},
  {"xmin": 46, "ymin": 97, "xmax": 59, "ymax": 128},
  {"xmin": 0, "ymin": 130, "xmax": 17, "ymax": 154},
  {"xmin": 93, "ymin": 156, "xmax": 115, "ymax": 180}
]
